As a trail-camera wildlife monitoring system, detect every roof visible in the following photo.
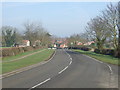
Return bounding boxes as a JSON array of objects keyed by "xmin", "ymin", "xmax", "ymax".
[{"xmin": 22, "ymin": 40, "xmax": 30, "ymax": 43}]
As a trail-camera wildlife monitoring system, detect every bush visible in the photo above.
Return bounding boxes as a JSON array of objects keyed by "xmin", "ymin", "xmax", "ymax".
[
  {"xmin": 33, "ymin": 46, "xmax": 43, "ymax": 50},
  {"xmin": 94, "ymin": 49, "xmax": 100, "ymax": 53},
  {"xmin": 18, "ymin": 47, "xmax": 24, "ymax": 53},
  {"xmin": 81, "ymin": 47, "xmax": 91, "ymax": 51},
  {"xmin": 2, "ymin": 48, "xmax": 14, "ymax": 57},
  {"xmin": 11, "ymin": 48, "xmax": 20, "ymax": 55},
  {"xmin": 68, "ymin": 46, "xmax": 91, "ymax": 51},
  {"xmin": 22, "ymin": 46, "xmax": 34, "ymax": 52},
  {"xmin": 101, "ymin": 49, "xmax": 114, "ymax": 55},
  {"xmin": 94, "ymin": 48, "xmax": 118, "ymax": 57}
]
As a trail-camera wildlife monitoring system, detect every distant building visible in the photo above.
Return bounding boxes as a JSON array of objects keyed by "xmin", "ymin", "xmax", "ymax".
[
  {"xmin": 60, "ymin": 44, "xmax": 68, "ymax": 48},
  {"xmin": 77, "ymin": 42, "xmax": 83, "ymax": 45},
  {"xmin": 23, "ymin": 40, "xmax": 30, "ymax": 46},
  {"xmin": 19, "ymin": 40, "xmax": 30, "ymax": 47},
  {"xmin": 54, "ymin": 44, "xmax": 57, "ymax": 48},
  {"xmin": 51, "ymin": 38, "xmax": 68, "ymax": 48},
  {"xmin": 84, "ymin": 41, "xmax": 95, "ymax": 46}
]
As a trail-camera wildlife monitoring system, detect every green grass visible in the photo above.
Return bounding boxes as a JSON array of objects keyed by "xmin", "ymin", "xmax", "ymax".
[
  {"xmin": 2, "ymin": 49, "xmax": 54, "ymax": 74},
  {"xmin": 0, "ymin": 47, "xmax": 11, "ymax": 48},
  {"xmin": 73, "ymin": 49, "xmax": 119, "ymax": 65},
  {"xmin": 2, "ymin": 49, "xmax": 45, "ymax": 61}
]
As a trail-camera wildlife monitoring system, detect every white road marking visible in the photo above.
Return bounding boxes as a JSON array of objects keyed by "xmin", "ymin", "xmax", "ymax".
[
  {"xmin": 58, "ymin": 66, "xmax": 68, "ymax": 74},
  {"xmin": 64, "ymin": 49, "xmax": 73, "ymax": 66},
  {"xmin": 107, "ymin": 64, "xmax": 113, "ymax": 74},
  {"xmin": 82, "ymin": 53, "xmax": 113, "ymax": 75},
  {"xmin": 66, "ymin": 53, "xmax": 70, "ymax": 57},
  {"xmin": 83, "ymin": 54, "xmax": 103, "ymax": 63},
  {"xmin": 64, "ymin": 49, "xmax": 71, "ymax": 58},
  {"xmin": 31, "ymin": 78, "xmax": 51, "ymax": 89},
  {"xmin": 29, "ymin": 50, "xmax": 72, "ymax": 89},
  {"xmin": 69, "ymin": 60, "xmax": 72, "ymax": 65}
]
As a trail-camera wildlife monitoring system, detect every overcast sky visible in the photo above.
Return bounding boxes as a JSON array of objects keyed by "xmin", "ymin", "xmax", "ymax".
[{"xmin": 2, "ymin": 2, "xmax": 117, "ymax": 37}]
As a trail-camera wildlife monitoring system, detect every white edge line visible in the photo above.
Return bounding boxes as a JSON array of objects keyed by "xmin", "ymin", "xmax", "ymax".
[
  {"xmin": 58, "ymin": 66, "xmax": 68, "ymax": 74},
  {"xmin": 83, "ymin": 54, "xmax": 103, "ymax": 63},
  {"xmin": 64, "ymin": 49, "xmax": 71, "ymax": 58},
  {"xmin": 1, "ymin": 50, "xmax": 56, "ymax": 79},
  {"xmin": 81, "ymin": 53, "xmax": 113, "ymax": 75},
  {"xmin": 107, "ymin": 65, "xmax": 113, "ymax": 74},
  {"xmin": 31, "ymin": 78, "xmax": 51, "ymax": 89},
  {"xmin": 64, "ymin": 50, "xmax": 73, "ymax": 65}
]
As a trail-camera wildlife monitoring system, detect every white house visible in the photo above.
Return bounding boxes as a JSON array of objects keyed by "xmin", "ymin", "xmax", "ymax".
[{"xmin": 22, "ymin": 40, "xmax": 30, "ymax": 47}]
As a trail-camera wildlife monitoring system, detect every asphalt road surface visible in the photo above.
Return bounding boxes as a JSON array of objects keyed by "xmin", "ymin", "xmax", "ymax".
[{"xmin": 2, "ymin": 49, "xmax": 119, "ymax": 88}]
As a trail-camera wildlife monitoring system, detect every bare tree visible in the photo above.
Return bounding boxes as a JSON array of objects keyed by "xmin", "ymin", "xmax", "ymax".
[
  {"xmin": 102, "ymin": 3, "xmax": 118, "ymax": 49},
  {"xmin": 24, "ymin": 21, "xmax": 37, "ymax": 46},
  {"xmin": 86, "ymin": 16, "xmax": 111, "ymax": 51},
  {"xmin": 23, "ymin": 21, "xmax": 51, "ymax": 47},
  {"xmin": 67, "ymin": 33, "xmax": 88, "ymax": 47}
]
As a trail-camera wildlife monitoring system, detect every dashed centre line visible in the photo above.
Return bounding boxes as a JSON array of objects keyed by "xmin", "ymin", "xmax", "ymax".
[
  {"xmin": 29, "ymin": 49, "xmax": 73, "ymax": 89},
  {"xmin": 58, "ymin": 66, "xmax": 69, "ymax": 74},
  {"xmin": 30, "ymin": 78, "xmax": 51, "ymax": 89},
  {"xmin": 69, "ymin": 60, "xmax": 72, "ymax": 65},
  {"xmin": 107, "ymin": 64, "xmax": 113, "ymax": 74}
]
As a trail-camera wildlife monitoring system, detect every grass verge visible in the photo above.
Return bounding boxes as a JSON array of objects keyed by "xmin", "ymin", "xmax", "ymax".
[
  {"xmin": 73, "ymin": 49, "xmax": 119, "ymax": 66},
  {"xmin": 2, "ymin": 49, "xmax": 54, "ymax": 74},
  {"xmin": 2, "ymin": 49, "xmax": 45, "ymax": 61}
]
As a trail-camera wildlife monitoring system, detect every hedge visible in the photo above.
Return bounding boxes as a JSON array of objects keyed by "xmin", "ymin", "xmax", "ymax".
[
  {"xmin": 1, "ymin": 46, "xmax": 46, "ymax": 57},
  {"xmin": 70, "ymin": 46, "xmax": 118, "ymax": 58},
  {"xmin": 68, "ymin": 46, "xmax": 91, "ymax": 51},
  {"xmin": 94, "ymin": 48, "xmax": 119, "ymax": 57}
]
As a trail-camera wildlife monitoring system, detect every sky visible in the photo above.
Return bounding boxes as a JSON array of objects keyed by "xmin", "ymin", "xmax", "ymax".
[{"xmin": 2, "ymin": 2, "xmax": 117, "ymax": 37}]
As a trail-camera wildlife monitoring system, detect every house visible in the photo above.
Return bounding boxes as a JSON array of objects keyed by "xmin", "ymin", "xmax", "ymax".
[
  {"xmin": 77, "ymin": 42, "xmax": 83, "ymax": 45},
  {"xmin": 22, "ymin": 40, "xmax": 30, "ymax": 47},
  {"xmin": 84, "ymin": 41, "xmax": 95, "ymax": 46},
  {"xmin": 60, "ymin": 44, "xmax": 68, "ymax": 48}
]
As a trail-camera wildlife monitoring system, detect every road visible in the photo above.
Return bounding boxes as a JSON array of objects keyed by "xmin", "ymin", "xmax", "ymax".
[{"xmin": 2, "ymin": 49, "xmax": 119, "ymax": 89}]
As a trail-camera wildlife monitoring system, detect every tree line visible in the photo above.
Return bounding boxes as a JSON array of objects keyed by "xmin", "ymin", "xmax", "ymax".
[
  {"xmin": 86, "ymin": 2, "xmax": 120, "ymax": 56},
  {"xmin": 67, "ymin": 2, "xmax": 120, "ymax": 57},
  {"xmin": 1, "ymin": 21, "xmax": 52, "ymax": 47}
]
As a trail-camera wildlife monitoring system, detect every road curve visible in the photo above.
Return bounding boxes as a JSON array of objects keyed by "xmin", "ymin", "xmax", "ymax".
[{"xmin": 2, "ymin": 49, "xmax": 118, "ymax": 88}]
